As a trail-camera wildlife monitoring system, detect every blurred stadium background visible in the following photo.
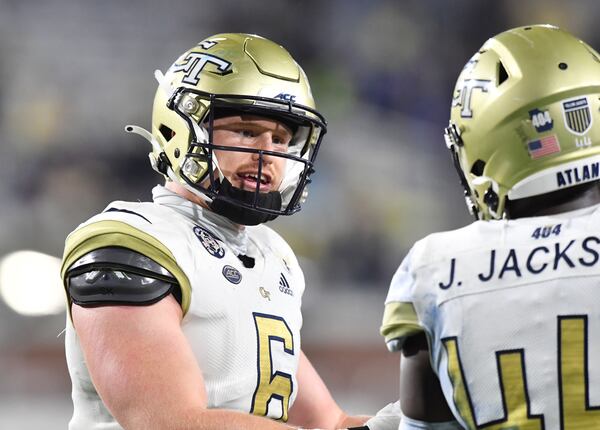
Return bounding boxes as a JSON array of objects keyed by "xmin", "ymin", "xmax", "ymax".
[{"xmin": 0, "ymin": 0, "xmax": 598, "ymax": 427}]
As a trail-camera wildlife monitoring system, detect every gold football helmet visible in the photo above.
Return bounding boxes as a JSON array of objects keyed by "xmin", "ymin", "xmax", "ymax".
[
  {"xmin": 126, "ymin": 33, "xmax": 326, "ymax": 225},
  {"xmin": 445, "ymin": 25, "xmax": 600, "ymax": 220}
]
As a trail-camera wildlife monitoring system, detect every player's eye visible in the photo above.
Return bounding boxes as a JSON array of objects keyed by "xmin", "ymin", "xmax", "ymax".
[
  {"xmin": 273, "ymin": 133, "xmax": 292, "ymax": 146},
  {"xmin": 237, "ymin": 129, "xmax": 254, "ymax": 138}
]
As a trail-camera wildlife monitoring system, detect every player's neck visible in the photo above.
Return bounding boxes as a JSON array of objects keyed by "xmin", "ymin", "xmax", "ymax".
[
  {"xmin": 506, "ymin": 181, "xmax": 600, "ymax": 219},
  {"xmin": 164, "ymin": 181, "xmax": 245, "ymax": 231},
  {"xmin": 165, "ymin": 181, "xmax": 209, "ymax": 208}
]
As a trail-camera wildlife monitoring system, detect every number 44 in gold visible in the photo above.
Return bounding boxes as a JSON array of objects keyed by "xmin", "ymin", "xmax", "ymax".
[{"xmin": 443, "ymin": 316, "xmax": 600, "ymax": 429}]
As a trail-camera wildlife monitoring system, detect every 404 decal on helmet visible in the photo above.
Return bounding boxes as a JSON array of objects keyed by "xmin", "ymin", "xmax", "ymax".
[
  {"xmin": 125, "ymin": 33, "xmax": 327, "ymax": 225},
  {"xmin": 445, "ymin": 25, "xmax": 600, "ymax": 220}
]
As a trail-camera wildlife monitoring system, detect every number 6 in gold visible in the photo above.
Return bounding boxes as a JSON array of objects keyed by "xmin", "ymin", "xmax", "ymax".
[{"xmin": 250, "ymin": 313, "xmax": 295, "ymax": 421}]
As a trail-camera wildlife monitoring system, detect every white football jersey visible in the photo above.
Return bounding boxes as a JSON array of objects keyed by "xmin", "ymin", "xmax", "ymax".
[
  {"xmin": 62, "ymin": 192, "xmax": 304, "ymax": 430},
  {"xmin": 382, "ymin": 203, "xmax": 600, "ymax": 429}
]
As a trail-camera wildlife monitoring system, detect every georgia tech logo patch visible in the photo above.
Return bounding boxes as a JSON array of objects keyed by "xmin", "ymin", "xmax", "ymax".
[
  {"xmin": 193, "ymin": 226, "xmax": 225, "ymax": 258},
  {"xmin": 259, "ymin": 287, "xmax": 271, "ymax": 301},
  {"xmin": 222, "ymin": 265, "xmax": 242, "ymax": 284}
]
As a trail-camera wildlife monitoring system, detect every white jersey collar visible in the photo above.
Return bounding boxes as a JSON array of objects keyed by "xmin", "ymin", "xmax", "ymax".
[{"xmin": 152, "ymin": 184, "xmax": 249, "ymax": 256}]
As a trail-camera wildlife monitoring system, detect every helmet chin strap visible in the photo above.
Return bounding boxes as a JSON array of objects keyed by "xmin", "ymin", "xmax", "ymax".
[{"xmin": 209, "ymin": 177, "xmax": 282, "ymax": 225}]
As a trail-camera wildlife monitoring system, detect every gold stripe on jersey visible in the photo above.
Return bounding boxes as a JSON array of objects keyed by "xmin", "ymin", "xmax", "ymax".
[
  {"xmin": 443, "ymin": 338, "xmax": 477, "ymax": 429},
  {"xmin": 380, "ymin": 301, "xmax": 423, "ymax": 344},
  {"xmin": 61, "ymin": 220, "xmax": 191, "ymax": 315},
  {"xmin": 559, "ymin": 316, "xmax": 600, "ymax": 428}
]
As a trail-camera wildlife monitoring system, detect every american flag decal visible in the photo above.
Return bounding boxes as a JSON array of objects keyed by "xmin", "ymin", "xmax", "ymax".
[
  {"xmin": 562, "ymin": 97, "xmax": 592, "ymax": 135},
  {"xmin": 527, "ymin": 135, "xmax": 561, "ymax": 159}
]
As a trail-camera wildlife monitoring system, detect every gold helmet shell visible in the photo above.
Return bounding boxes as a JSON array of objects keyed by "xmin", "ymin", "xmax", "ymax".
[
  {"xmin": 128, "ymin": 33, "xmax": 326, "ymax": 221},
  {"xmin": 445, "ymin": 25, "xmax": 600, "ymax": 220}
]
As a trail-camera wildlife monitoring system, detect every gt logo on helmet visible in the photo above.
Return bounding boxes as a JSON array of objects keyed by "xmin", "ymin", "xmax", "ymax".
[
  {"xmin": 171, "ymin": 53, "xmax": 232, "ymax": 85},
  {"xmin": 452, "ymin": 79, "xmax": 493, "ymax": 118}
]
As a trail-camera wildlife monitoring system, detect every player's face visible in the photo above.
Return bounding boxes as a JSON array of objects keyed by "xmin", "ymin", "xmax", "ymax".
[{"xmin": 211, "ymin": 115, "xmax": 293, "ymax": 193}]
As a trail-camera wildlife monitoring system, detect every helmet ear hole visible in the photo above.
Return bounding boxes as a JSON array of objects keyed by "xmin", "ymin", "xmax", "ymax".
[
  {"xmin": 159, "ymin": 124, "xmax": 175, "ymax": 142},
  {"xmin": 498, "ymin": 61, "xmax": 509, "ymax": 85},
  {"xmin": 470, "ymin": 159, "xmax": 486, "ymax": 176}
]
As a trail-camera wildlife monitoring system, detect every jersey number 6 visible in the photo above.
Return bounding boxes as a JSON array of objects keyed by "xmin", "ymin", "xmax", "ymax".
[{"xmin": 250, "ymin": 312, "xmax": 295, "ymax": 422}]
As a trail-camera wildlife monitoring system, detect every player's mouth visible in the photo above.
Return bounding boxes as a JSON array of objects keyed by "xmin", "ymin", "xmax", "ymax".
[{"xmin": 236, "ymin": 172, "xmax": 273, "ymax": 192}]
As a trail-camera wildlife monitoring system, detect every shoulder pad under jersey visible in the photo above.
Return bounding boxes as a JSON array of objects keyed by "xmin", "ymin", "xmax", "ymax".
[{"xmin": 65, "ymin": 247, "xmax": 180, "ymax": 307}]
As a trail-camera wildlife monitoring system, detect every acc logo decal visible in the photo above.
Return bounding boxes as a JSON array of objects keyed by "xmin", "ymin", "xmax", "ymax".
[
  {"xmin": 529, "ymin": 108, "xmax": 553, "ymax": 132},
  {"xmin": 170, "ymin": 52, "xmax": 231, "ymax": 85},
  {"xmin": 222, "ymin": 265, "xmax": 242, "ymax": 284},
  {"xmin": 193, "ymin": 226, "xmax": 225, "ymax": 258},
  {"xmin": 562, "ymin": 97, "xmax": 592, "ymax": 135},
  {"xmin": 274, "ymin": 93, "xmax": 296, "ymax": 103}
]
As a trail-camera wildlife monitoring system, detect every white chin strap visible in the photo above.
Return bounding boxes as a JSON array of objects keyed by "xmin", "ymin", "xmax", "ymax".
[{"xmin": 279, "ymin": 161, "xmax": 305, "ymax": 206}]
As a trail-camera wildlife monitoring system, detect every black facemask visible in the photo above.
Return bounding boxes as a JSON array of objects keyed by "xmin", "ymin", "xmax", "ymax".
[{"xmin": 209, "ymin": 178, "xmax": 282, "ymax": 226}]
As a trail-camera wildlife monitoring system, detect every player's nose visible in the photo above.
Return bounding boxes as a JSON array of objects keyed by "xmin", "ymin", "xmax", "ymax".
[{"xmin": 251, "ymin": 132, "xmax": 278, "ymax": 161}]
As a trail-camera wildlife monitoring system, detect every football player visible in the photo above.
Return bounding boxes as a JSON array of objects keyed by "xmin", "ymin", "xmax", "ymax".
[
  {"xmin": 61, "ymin": 33, "xmax": 397, "ymax": 430},
  {"xmin": 381, "ymin": 25, "xmax": 600, "ymax": 429}
]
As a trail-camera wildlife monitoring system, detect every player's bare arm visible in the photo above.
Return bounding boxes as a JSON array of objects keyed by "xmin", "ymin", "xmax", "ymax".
[
  {"xmin": 72, "ymin": 296, "xmax": 296, "ymax": 430},
  {"xmin": 399, "ymin": 334, "xmax": 454, "ymax": 422}
]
